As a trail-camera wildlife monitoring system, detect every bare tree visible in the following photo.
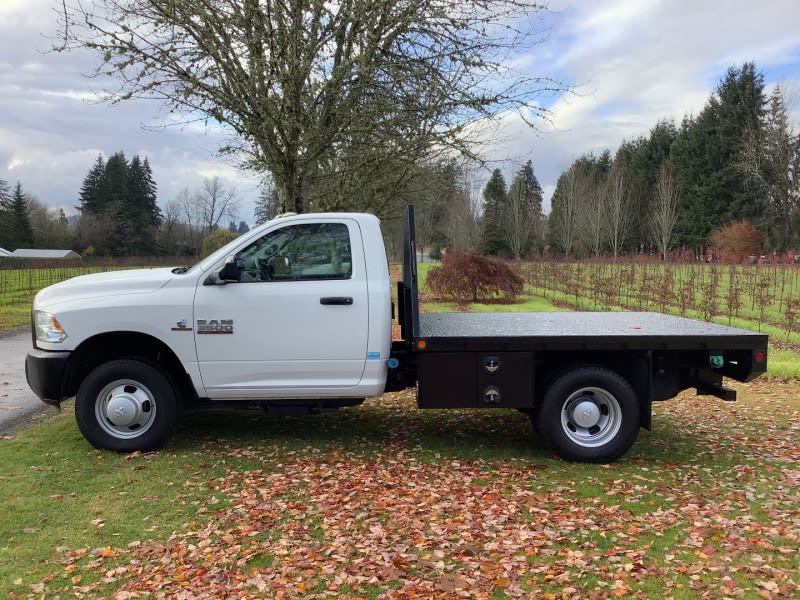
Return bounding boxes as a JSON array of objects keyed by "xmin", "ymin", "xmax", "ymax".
[
  {"xmin": 506, "ymin": 186, "xmax": 532, "ymax": 259},
  {"xmin": 604, "ymin": 160, "xmax": 631, "ymax": 258},
  {"xmin": 28, "ymin": 197, "xmax": 74, "ymax": 249},
  {"xmin": 736, "ymin": 84, "xmax": 800, "ymax": 251},
  {"xmin": 444, "ymin": 189, "xmax": 481, "ymax": 253},
  {"xmin": 551, "ymin": 165, "xmax": 583, "ymax": 258},
  {"xmin": 177, "ymin": 187, "xmax": 201, "ymax": 253},
  {"xmin": 56, "ymin": 0, "xmax": 566, "ymax": 214},
  {"xmin": 159, "ymin": 197, "xmax": 184, "ymax": 255},
  {"xmin": 580, "ymin": 180, "xmax": 605, "ymax": 258},
  {"xmin": 254, "ymin": 179, "xmax": 279, "ymax": 225},
  {"xmin": 530, "ymin": 212, "xmax": 547, "ymax": 257},
  {"xmin": 650, "ymin": 162, "xmax": 680, "ymax": 260},
  {"xmin": 565, "ymin": 152, "xmax": 611, "ymax": 258},
  {"xmin": 462, "ymin": 166, "xmax": 487, "ymax": 253},
  {"xmin": 415, "ymin": 201, "xmax": 438, "ymax": 263},
  {"xmin": 194, "ymin": 177, "xmax": 240, "ymax": 235}
]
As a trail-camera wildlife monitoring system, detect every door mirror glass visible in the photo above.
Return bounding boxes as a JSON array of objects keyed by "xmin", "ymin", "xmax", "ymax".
[{"xmin": 218, "ymin": 255, "xmax": 241, "ymax": 282}]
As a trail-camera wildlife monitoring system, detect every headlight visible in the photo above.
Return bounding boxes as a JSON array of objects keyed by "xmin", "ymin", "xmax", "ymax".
[{"xmin": 34, "ymin": 311, "xmax": 67, "ymax": 344}]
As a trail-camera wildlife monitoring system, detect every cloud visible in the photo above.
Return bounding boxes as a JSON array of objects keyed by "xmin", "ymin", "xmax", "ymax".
[
  {"xmin": 0, "ymin": 1, "xmax": 261, "ymax": 221},
  {"xmin": 476, "ymin": 0, "xmax": 800, "ymax": 210},
  {"xmin": 0, "ymin": 0, "xmax": 798, "ymax": 223}
]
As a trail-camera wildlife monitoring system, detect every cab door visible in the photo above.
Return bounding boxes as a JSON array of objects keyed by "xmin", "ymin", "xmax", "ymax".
[{"xmin": 193, "ymin": 218, "xmax": 369, "ymax": 398}]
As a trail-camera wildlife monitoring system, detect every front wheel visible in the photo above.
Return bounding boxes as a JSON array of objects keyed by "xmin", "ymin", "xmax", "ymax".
[
  {"xmin": 75, "ymin": 359, "xmax": 179, "ymax": 452},
  {"xmin": 534, "ymin": 367, "xmax": 640, "ymax": 463}
]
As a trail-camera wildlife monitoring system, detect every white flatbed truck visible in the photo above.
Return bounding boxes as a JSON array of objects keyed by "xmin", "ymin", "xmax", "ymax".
[{"xmin": 26, "ymin": 206, "xmax": 768, "ymax": 462}]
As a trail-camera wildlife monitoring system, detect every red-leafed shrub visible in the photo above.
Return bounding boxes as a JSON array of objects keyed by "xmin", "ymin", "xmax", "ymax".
[
  {"xmin": 710, "ymin": 221, "xmax": 762, "ymax": 264},
  {"xmin": 426, "ymin": 252, "xmax": 523, "ymax": 302}
]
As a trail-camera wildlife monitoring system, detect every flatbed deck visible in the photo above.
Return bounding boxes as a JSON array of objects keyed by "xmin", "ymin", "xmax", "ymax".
[
  {"xmin": 393, "ymin": 205, "xmax": 769, "ymax": 460},
  {"xmin": 418, "ymin": 311, "xmax": 768, "ymax": 352}
]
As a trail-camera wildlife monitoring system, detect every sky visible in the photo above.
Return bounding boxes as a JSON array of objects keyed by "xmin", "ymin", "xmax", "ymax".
[{"xmin": 1, "ymin": 0, "xmax": 799, "ymax": 224}]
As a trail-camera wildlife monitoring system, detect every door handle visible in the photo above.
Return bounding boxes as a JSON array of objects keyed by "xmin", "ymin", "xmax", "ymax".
[{"xmin": 320, "ymin": 296, "xmax": 353, "ymax": 306}]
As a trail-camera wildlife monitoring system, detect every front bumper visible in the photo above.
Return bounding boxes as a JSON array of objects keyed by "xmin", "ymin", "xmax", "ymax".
[{"xmin": 25, "ymin": 349, "xmax": 71, "ymax": 407}]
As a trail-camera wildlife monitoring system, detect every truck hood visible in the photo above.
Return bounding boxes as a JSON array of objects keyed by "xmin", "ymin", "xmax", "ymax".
[{"xmin": 34, "ymin": 267, "xmax": 177, "ymax": 309}]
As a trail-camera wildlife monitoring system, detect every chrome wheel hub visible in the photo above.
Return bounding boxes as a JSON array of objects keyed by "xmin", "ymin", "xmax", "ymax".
[
  {"xmin": 95, "ymin": 379, "xmax": 156, "ymax": 439},
  {"xmin": 106, "ymin": 394, "xmax": 141, "ymax": 427},
  {"xmin": 561, "ymin": 387, "xmax": 622, "ymax": 448},
  {"xmin": 571, "ymin": 400, "xmax": 601, "ymax": 428}
]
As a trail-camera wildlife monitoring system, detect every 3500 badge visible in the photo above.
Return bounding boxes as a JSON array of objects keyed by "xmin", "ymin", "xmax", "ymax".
[{"xmin": 197, "ymin": 319, "xmax": 234, "ymax": 334}]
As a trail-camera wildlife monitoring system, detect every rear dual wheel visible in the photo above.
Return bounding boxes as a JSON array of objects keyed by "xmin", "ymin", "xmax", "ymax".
[{"xmin": 534, "ymin": 367, "xmax": 640, "ymax": 463}]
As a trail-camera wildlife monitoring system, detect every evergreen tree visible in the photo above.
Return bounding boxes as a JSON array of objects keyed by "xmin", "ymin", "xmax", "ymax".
[
  {"xmin": 672, "ymin": 63, "xmax": 767, "ymax": 250},
  {"xmin": 715, "ymin": 62, "xmax": 766, "ymax": 221},
  {"xmin": 0, "ymin": 178, "xmax": 13, "ymax": 248},
  {"xmin": 761, "ymin": 87, "xmax": 800, "ymax": 250},
  {"xmin": 102, "ymin": 151, "xmax": 129, "ymax": 207},
  {"xmin": 514, "ymin": 161, "xmax": 544, "ymax": 215},
  {"xmin": 617, "ymin": 120, "xmax": 677, "ymax": 252},
  {"xmin": 506, "ymin": 161, "xmax": 543, "ymax": 258},
  {"xmin": 237, "ymin": 221, "xmax": 250, "ymax": 234},
  {"xmin": 480, "ymin": 169, "xmax": 508, "ymax": 256},
  {"xmin": 127, "ymin": 155, "xmax": 149, "ymax": 217},
  {"xmin": 548, "ymin": 167, "xmax": 583, "ymax": 258},
  {"xmin": 672, "ymin": 111, "xmax": 719, "ymax": 249},
  {"xmin": 126, "ymin": 155, "xmax": 161, "ymax": 254},
  {"xmin": 76, "ymin": 152, "xmax": 163, "ymax": 255},
  {"xmin": 9, "ymin": 182, "xmax": 34, "ymax": 248},
  {"xmin": 0, "ymin": 178, "xmax": 9, "ymax": 204},
  {"xmin": 141, "ymin": 158, "xmax": 162, "ymax": 226},
  {"xmin": 99, "ymin": 151, "xmax": 133, "ymax": 255},
  {"xmin": 78, "ymin": 154, "xmax": 106, "ymax": 215}
]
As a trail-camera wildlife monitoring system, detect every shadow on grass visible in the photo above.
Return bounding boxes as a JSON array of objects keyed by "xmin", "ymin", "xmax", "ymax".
[
  {"xmin": 37, "ymin": 395, "xmax": 713, "ymax": 465},
  {"xmin": 170, "ymin": 398, "xmax": 713, "ymax": 465},
  {"xmin": 171, "ymin": 397, "xmax": 553, "ymax": 463}
]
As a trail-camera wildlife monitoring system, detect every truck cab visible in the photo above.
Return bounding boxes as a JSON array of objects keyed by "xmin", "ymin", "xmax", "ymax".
[{"xmin": 26, "ymin": 212, "xmax": 392, "ymax": 451}]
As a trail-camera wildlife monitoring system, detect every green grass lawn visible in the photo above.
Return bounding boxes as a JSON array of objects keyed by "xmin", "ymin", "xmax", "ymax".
[
  {"xmin": 1, "ymin": 384, "xmax": 798, "ymax": 598},
  {"xmin": 1, "ymin": 262, "xmax": 799, "ymax": 597},
  {"xmin": 0, "ymin": 304, "xmax": 31, "ymax": 329}
]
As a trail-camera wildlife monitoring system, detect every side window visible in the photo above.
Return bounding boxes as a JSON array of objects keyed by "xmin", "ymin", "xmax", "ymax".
[{"xmin": 235, "ymin": 223, "xmax": 352, "ymax": 282}]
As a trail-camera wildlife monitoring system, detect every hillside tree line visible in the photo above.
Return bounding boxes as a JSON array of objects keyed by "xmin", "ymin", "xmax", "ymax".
[
  {"xmin": 0, "ymin": 154, "xmax": 248, "ymax": 258},
  {"xmin": 549, "ymin": 63, "xmax": 800, "ymax": 260}
]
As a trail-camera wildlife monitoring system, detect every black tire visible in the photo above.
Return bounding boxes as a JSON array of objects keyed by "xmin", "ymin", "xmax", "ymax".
[
  {"xmin": 534, "ymin": 366, "xmax": 640, "ymax": 463},
  {"xmin": 75, "ymin": 358, "xmax": 180, "ymax": 452}
]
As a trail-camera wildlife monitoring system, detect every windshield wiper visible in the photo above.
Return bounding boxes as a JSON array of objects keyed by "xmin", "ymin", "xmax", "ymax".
[{"xmin": 171, "ymin": 266, "xmax": 190, "ymax": 274}]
